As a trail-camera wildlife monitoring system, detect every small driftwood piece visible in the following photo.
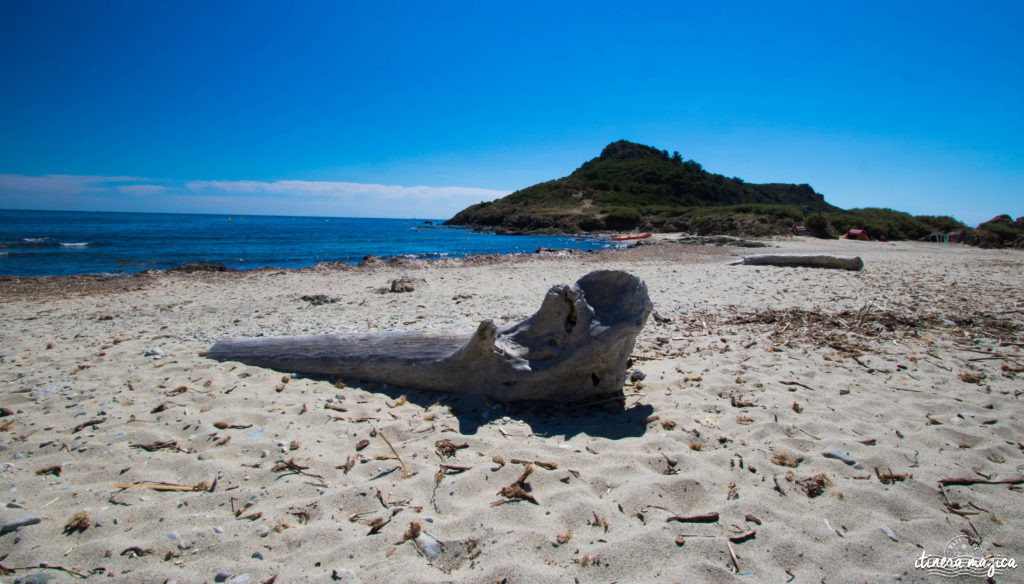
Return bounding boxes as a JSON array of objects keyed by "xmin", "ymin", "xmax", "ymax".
[
  {"xmin": 729, "ymin": 254, "xmax": 864, "ymax": 271},
  {"xmin": 208, "ymin": 270, "xmax": 652, "ymax": 402}
]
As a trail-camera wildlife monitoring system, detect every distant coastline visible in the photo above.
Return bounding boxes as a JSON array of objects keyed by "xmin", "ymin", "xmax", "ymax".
[{"xmin": 445, "ymin": 140, "xmax": 1024, "ymax": 248}]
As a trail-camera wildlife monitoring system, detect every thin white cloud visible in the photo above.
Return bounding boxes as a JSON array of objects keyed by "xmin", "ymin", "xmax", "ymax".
[
  {"xmin": 0, "ymin": 173, "xmax": 143, "ymax": 194},
  {"xmin": 0, "ymin": 174, "xmax": 508, "ymax": 218},
  {"xmin": 185, "ymin": 179, "xmax": 505, "ymax": 201},
  {"xmin": 118, "ymin": 184, "xmax": 167, "ymax": 196}
]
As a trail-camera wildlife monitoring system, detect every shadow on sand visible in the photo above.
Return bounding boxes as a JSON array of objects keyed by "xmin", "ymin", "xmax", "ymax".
[{"xmin": 327, "ymin": 379, "xmax": 653, "ymax": 440}]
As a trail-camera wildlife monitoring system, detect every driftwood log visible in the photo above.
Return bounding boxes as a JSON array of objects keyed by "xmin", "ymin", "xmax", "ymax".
[
  {"xmin": 729, "ymin": 254, "xmax": 864, "ymax": 271},
  {"xmin": 207, "ymin": 270, "xmax": 652, "ymax": 402}
]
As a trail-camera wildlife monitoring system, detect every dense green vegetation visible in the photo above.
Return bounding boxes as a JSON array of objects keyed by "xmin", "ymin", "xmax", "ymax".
[
  {"xmin": 969, "ymin": 215, "xmax": 1024, "ymax": 248},
  {"xmin": 915, "ymin": 215, "xmax": 968, "ymax": 233},
  {"xmin": 823, "ymin": 208, "xmax": 934, "ymax": 240},
  {"xmin": 447, "ymin": 140, "xmax": 834, "ymax": 234},
  {"xmin": 803, "ymin": 209, "xmax": 1022, "ymax": 248}
]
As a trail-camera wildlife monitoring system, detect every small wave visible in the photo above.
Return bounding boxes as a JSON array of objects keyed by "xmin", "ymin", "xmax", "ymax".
[
  {"xmin": 401, "ymin": 252, "xmax": 450, "ymax": 260},
  {"xmin": 22, "ymin": 237, "xmax": 51, "ymax": 243},
  {"xmin": 60, "ymin": 242, "xmax": 92, "ymax": 248}
]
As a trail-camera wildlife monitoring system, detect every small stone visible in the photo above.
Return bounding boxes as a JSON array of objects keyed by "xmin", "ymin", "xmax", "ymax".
[
  {"xmin": 213, "ymin": 525, "xmax": 224, "ymax": 534},
  {"xmin": 165, "ymin": 531, "xmax": 180, "ymax": 540},
  {"xmin": 214, "ymin": 572, "xmax": 232, "ymax": 583},
  {"xmin": 252, "ymin": 551, "xmax": 264, "ymax": 560},
  {"xmin": 822, "ymin": 446, "xmax": 856, "ymax": 465},
  {"xmin": 256, "ymin": 524, "xmax": 270, "ymax": 537},
  {"xmin": 879, "ymin": 525, "xmax": 899, "ymax": 542}
]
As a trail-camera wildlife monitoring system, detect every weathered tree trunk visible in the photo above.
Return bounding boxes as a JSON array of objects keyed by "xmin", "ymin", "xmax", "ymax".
[
  {"xmin": 729, "ymin": 254, "xmax": 864, "ymax": 271},
  {"xmin": 207, "ymin": 270, "xmax": 652, "ymax": 402}
]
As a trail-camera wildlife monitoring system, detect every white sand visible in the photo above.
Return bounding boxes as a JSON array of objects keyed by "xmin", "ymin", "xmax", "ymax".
[{"xmin": 1, "ymin": 237, "xmax": 1022, "ymax": 583}]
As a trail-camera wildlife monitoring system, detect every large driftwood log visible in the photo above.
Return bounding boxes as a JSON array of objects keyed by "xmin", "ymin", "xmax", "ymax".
[
  {"xmin": 207, "ymin": 270, "xmax": 652, "ymax": 402},
  {"xmin": 729, "ymin": 254, "xmax": 864, "ymax": 271}
]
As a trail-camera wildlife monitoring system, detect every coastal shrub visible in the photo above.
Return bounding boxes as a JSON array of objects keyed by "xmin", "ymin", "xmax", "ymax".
[
  {"xmin": 978, "ymin": 222, "xmax": 1020, "ymax": 242},
  {"xmin": 604, "ymin": 207, "xmax": 642, "ymax": 229},
  {"xmin": 805, "ymin": 214, "xmax": 831, "ymax": 238},
  {"xmin": 827, "ymin": 208, "xmax": 931, "ymax": 240},
  {"xmin": 915, "ymin": 215, "xmax": 966, "ymax": 232}
]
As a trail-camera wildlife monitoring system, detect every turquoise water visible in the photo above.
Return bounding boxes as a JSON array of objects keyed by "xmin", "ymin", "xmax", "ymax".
[{"xmin": 0, "ymin": 210, "xmax": 615, "ymax": 276}]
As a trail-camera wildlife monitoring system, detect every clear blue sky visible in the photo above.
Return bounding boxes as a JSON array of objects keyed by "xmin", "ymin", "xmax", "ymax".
[{"xmin": 1, "ymin": 1, "xmax": 1021, "ymax": 225}]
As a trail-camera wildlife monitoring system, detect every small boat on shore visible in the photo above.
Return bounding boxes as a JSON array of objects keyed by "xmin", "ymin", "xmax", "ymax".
[{"xmin": 610, "ymin": 233, "xmax": 653, "ymax": 242}]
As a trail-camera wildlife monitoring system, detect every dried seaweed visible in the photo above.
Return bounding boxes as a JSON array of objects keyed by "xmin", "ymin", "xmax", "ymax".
[
  {"xmin": 666, "ymin": 512, "xmax": 719, "ymax": 524},
  {"xmin": 796, "ymin": 473, "xmax": 832, "ymax": 498},
  {"xmin": 130, "ymin": 440, "xmax": 183, "ymax": 452},
  {"xmin": 435, "ymin": 439, "xmax": 469, "ymax": 458},
  {"xmin": 493, "ymin": 464, "xmax": 537, "ymax": 505},
  {"xmin": 770, "ymin": 453, "xmax": 801, "ymax": 468},
  {"xmin": 272, "ymin": 458, "xmax": 323, "ymax": 480},
  {"xmin": 71, "ymin": 417, "xmax": 105, "ymax": 433},
  {"xmin": 63, "ymin": 511, "xmax": 90, "ymax": 534},
  {"xmin": 336, "ymin": 454, "xmax": 359, "ymax": 474},
  {"xmin": 213, "ymin": 421, "xmax": 252, "ymax": 429}
]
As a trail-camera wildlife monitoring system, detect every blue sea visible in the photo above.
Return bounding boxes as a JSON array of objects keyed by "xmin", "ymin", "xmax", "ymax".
[{"xmin": 0, "ymin": 210, "xmax": 617, "ymax": 277}]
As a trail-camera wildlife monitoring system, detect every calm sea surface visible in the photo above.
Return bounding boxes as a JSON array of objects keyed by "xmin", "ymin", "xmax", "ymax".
[{"xmin": 0, "ymin": 210, "xmax": 617, "ymax": 276}]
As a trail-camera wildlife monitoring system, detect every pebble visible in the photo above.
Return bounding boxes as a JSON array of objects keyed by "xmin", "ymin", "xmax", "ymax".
[
  {"xmin": 414, "ymin": 532, "xmax": 442, "ymax": 561},
  {"xmin": 256, "ymin": 524, "xmax": 270, "ymax": 537},
  {"xmin": 231, "ymin": 575, "xmax": 250, "ymax": 584},
  {"xmin": 214, "ymin": 525, "xmax": 225, "ymax": 534},
  {"xmin": 165, "ymin": 531, "xmax": 181, "ymax": 540},
  {"xmin": 252, "ymin": 551, "xmax": 264, "ymax": 560},
  {"xmin": 214, "ymin": 572, "xmax": 232, "ymax": 583},
  {"xmin": 822, "ymin": 446, "xmax": 856, "ymax": 465},
  {"xmin": 879, "ymin": 525, "xmax": 899, "ymax": 542},
  {"xmin": 18, "ymin": 573, "xmax": 55, "ymax": 584}
]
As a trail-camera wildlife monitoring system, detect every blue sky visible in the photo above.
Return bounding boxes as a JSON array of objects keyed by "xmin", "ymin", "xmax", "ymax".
[{"xmin": 1, "ymin": 1, "xmax": 1021, "ymax": 225}]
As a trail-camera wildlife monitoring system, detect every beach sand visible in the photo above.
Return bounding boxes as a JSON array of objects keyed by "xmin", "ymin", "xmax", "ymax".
[{"xmin": 1, "ymin": 237, "xmax": 1022, "ymax": 583}]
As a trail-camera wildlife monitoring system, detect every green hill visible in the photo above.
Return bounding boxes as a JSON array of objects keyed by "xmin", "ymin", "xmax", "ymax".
[{"xmin": 446, "ymin": 140, "xmax": 837, "ymax": 235}]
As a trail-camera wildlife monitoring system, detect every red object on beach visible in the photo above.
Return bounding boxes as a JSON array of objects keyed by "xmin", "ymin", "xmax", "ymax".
[
  {"xmin": 610, "ymin": 233, "xmax": 653, "ymax": 241},
  {"xmin": 841, "ymin": 229, "xmax": 870, "ymax": 241}
]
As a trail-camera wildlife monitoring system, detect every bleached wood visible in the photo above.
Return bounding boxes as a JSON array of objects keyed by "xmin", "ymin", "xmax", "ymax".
[
  {"xmin": 729, "ymin": 254, "xmax": 864, "ymax": 271},
  {"xmin": 208, "ymin": 270, "xmax": 652, "ymax": 402}
]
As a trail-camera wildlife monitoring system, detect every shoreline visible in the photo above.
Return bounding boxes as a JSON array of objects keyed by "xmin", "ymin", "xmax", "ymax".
[{"xmin": 0, "ymin": 237, "xmax": 720, "ymax": 298}]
